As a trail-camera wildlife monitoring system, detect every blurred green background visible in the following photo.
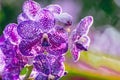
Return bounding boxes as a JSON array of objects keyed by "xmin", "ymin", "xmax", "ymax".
[
  {"xmin": 1, "ymin": 0, "xmax": 120, "ymax": 80},
  {"xmin": 1, "ymin": 0, "xmax": 120, "ymax": 34}
]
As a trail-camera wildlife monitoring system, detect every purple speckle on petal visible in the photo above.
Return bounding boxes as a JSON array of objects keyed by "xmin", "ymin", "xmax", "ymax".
[
  {"xmin": 3, "ymin": 23, "xmax": 20, "ymax": 45},
  {"xmin": 23, "ymin": 0, "xmax": 41, "ymax": 20},
  {"xmin": 47, "ymin": 4, "xmax": 62, "ymax": 14},
  {"xmin": 17, "ymin": 20, "xmax": 41, "ymax": 40},
  {"xmin": 71, "ymin": 44, "xmax": 80, "ymax": 62},
  {"xmin": 76, "ymin": 16, "xmax": 93, "ymax": 36},
  {"xmin": 35, "ymin": 9, "xmax": 55, "ymax": 32}
]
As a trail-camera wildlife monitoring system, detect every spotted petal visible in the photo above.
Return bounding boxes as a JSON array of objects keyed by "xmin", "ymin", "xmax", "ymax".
[
  {"xmin": 3, "ymin": 23, "xmax": 20, "ymax": 45},
  {"xmin": 46, "ymin": 4, "xmax": 62, "ymax": 14},
  {"xmin": 0, "ymin": 40, "xmax": 15, "ymax": 58},
  {"xmin": 4, "ymin": 64, "xmax": 20, "ymax": 76},
  {"xmin": 70, "ymin": 33, "xmax": 91, "ymax": 61},
  {"xmin": 51, "ymin": 56, "xmax": 65, "ymax": 77},
  {"xmin": 14, "ymin": 53, "xmax": 27, "ymax": 68},
  {"xmin": 48, "ymin": 30, "xmax": 68, "ymax": 55},
  {"xmin": 2, "ymin": 72, "xmax": 18, "ymax": 80},
  {"xmin": 23, "ymin": 0, "xmax": 41, "ymax": 20},
  {"xmin": 19, "ymin": 40, "xmax": 34, "ymax": 56},
  {"xmin": 2, "ymin": 65, "xmax": 20, "ymax": 80},
  {"xmin": 35, "ymin": 9, "xmax": 55, "ymax": 32},
  {"xmin": 35, "ymin": 72, "xmax": 48, "ymax": 80},
  {"xmin": 33, "ymin": 54, "xmax": 50, "ymax": 75},
  {"xmin": 76, "ymin": 16, "xmax": 93, "ymax": 36},
  {"xmin": 71, "ymin": 44, "xmax": 80, "ymax": 61},
  {"xmin": 17, "ymin": 20, "xmax": 41, "ymax": 40}
]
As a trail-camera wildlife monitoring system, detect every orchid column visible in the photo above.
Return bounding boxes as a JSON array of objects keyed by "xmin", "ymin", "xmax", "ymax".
[{"xmin": 0, "ymin": 0, "xmax": 93, "ymax": 80}]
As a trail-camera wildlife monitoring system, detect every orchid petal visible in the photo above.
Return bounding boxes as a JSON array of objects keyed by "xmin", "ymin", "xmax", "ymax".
[
  {"xmin": 17, "ymin": 20, "xmax": 41, "ymax": 40},
  {"xmin": 35, "ymin": 9, "xmax": 55, "ymax": 32},
  {"xmin": 48, "ymin": 30, "xmax": 68, "ymax": 55},
  {"xmin": 71, "ymin": 44, "xmax": 80, "ymax": 62},
  {"xmin": 51, "ymin": 56, "xmax": 65, "ymax": 77},
  {"xmin": 0, "ymin": 40, "xmax": 15, "ymax": 58},
  {"xmin": 76, "ymin": 16, "xmax": 93, "ymax": 36},
  {"xmin": 35, "ymin": 72, "xmax": 48, "ymax": 80},
  {"xmin": 17, "ymin": 13, "xmax": 29, "ymax": 24},
  {"xmin": 19, "ymin": 40, "xmax": 34, "ymax": 56},
  {"xmin": 33, "ymin": 54, "xmax": 50, "ymax": 75},
  {"xmin": 46, "ymin": 4, "xmax": 62, "ymax": 14},
  {"xmin": 3, "ymin": 23, "xmax": 20, "ymax": 45},
  {"xmin": 55, "ymin": 13, "xmax": 72, "ymax": 26},
  {"xmin": 23, "ymin": 0, "xmax": 41, "ymax": 20}
]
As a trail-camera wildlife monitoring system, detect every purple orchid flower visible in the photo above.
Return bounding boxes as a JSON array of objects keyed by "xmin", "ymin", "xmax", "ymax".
[
  {"xmin": 16, "ymin": 0, "xmax": 71, "ymax": 57},
  {"xmin": 69, "ymin": 16, "xmax": 93, "ymax": 62},
  {"xmin": 0, "ymin": 0, "xmax": 93, "ymax": 79}
]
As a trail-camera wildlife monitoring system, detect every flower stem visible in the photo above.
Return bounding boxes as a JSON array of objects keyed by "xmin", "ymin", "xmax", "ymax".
[{"xmin": 24, "ymin": 65, "xmax": 33, "ymax": 80}]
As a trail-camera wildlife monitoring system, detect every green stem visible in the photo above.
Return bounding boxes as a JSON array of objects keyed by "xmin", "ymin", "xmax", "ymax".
[{"xmin": 24, "ymin": 65, "xmax": 33, "ymax": 80}]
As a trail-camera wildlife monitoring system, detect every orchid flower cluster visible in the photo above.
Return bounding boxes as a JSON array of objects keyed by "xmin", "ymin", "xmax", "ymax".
[{"xmin": 0, "ymin": 0, "xmax": 93, "ymax": 80}]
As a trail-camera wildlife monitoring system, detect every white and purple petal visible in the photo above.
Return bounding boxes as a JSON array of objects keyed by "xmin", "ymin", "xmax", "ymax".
[
  {"xmin": 51, "ymin": 56, "xmax": 65, "ymax": 78},
  {"xmin": 69, "ymin": 30, "xmax": 80, "ymax": 61},
  {"xmin": 15, "ymin": 53, "xmax": 28, "ymax": 68},
  {"xmin": 23, "ymin": 0, "xmax": 41, "ymax": 20},
  {"xmin": 19, "ymin": 40, "xmax": 35, "ymax": 56},
  {"xmin": 76, "ymin": 16, "xmax": 93, "ymax": 36},
  {"xmin": 35, "ymin": 9, "xmax": 55, "ymax": 32},
  {"xmin": 4, "ymin": 64, "xmax": 20, "ymax": 76},
  {"xmin": 33, "ymin": 54, "xmax": 50, "ymax": 75},
  {"xmin": 46, "ymin": 4, "xmax": 62, "ymax": 14},
  {"xmin": 70, "ymin": 34, "xmax": 90, "ymax": 62},
  {"xmin": 70, "ymin": 44, "xmax": 80, "ymax": 62},
  {"xmin": 55, "ymin": 13, "xmax": 72, "ymax": 27},
  {"xmin": 0, "ymin": 40, "xmax": 15, "ymax": 58},
  {"xmin": 17, "ymin": 20, "xmax": 41, "ymax": 40},
  {"xmin": 2, "ymin": 64, "xmax": 20, "ymax": 80},
  {"xmin": 54, "ymin": 26, "xmax": 68, "ymax": 41},
  {"xmin": 47, "ymin": 32, "xmax": 68, "ymax": 55},
  {"xmin": 35, "ymin": 72, "xmax": 48, "ymax": 80},
  {"xmin": 17, "ymin": 13, "xmax": 29, "ymax": 24},
  {"xmin": 2, "ymin": 72, "xmax": 18, "ymax": 80},
  {"xmin": 3, "ymin": 23, "xmax": 21, "ymax": 45},
  {"xmin": 48, "ymin": 43, "xmax": 68, "ymax": 56}
]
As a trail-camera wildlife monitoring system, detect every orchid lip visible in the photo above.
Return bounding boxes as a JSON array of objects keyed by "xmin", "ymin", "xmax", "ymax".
[
  {"xmin": 41, "ymin": 33, "xmax": 50, "ymax": 47},
  {"xmin": 75, "ymin": 42, "xmax": 87, "ymax": 51},
  {"xmin": 41, "ymin": 38, "xmax": 50, "ymax": 47}
]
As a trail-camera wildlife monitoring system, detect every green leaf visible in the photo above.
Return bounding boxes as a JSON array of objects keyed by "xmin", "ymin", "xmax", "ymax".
[{"xmin": 24, "ymin": 65, "xmax": 33, "ymax": 80}]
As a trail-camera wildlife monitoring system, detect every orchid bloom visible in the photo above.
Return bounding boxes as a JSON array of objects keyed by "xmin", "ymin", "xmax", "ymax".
[{"xmin": 0, "ymin": 0, "xmax": 93, "ymax": 79}]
